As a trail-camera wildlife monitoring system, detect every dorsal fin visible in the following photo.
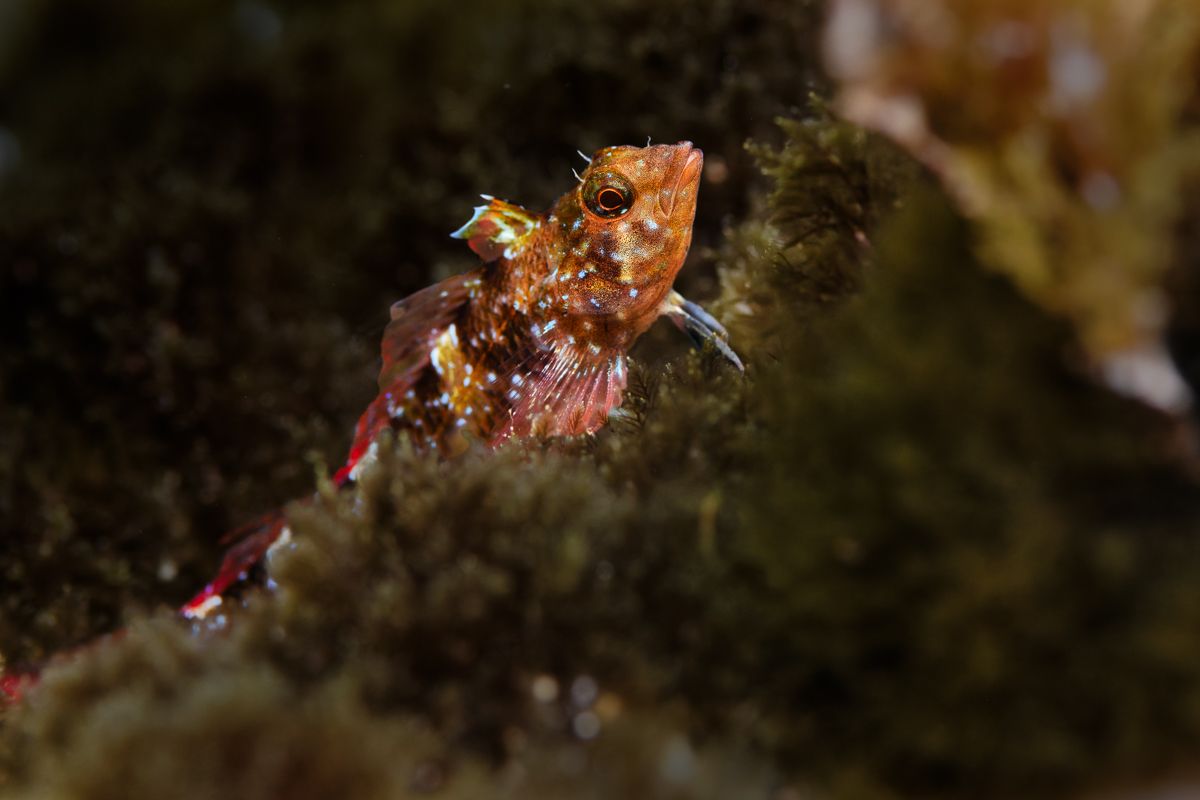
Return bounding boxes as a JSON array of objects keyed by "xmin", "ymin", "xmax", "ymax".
[
  {"xmin": 451, "ymin": 196, "xmax": 540, "ymax": 262},
  {"xmin": 184, "ymin": 270, "xmax": 483, "ymax": 619},
  {"xmin": 335, "ymin": 269, "xmax": 483, "ymax": 485},
  {"xmin": 379, "ymin": 269, "xmax": 482, "ymax": 391}
]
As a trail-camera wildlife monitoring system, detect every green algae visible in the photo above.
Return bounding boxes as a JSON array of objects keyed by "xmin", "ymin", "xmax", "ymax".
[
  {"xmin": 712, "ymin": 106, "xmax": 919, "ymax": 352},
  {"xmin": 4, "ymin": 1, "xmax": 1200, "ymax": 799}
]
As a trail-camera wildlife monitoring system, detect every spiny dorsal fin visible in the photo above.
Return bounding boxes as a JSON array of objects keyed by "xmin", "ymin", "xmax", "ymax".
[
  {"xmin": 451, "ymin": 195, "xmax": 539, "ymax": 262},
  {"xmin": 333, "ymin": 269, "xmax": 482, "ymax": 487},
  {"xmin": 380, "ymin": 269, "xmax": 482, "ymax": 391}
]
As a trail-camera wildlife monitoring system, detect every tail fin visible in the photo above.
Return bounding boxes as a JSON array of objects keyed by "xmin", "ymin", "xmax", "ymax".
[
  {"xmin": 1, "ymin": 627, "xmax": 127, "ymax": 706},
  {"xmin": 2, "ymin": 512, "xmax": 291, "ymax": 705},
  {"xmin": 181, "ymin": 509, "xmax": 290, "ymax": 620},
  {"xmin": 1, "ymin": 670, "xmax": 34, "ymax": 704}
]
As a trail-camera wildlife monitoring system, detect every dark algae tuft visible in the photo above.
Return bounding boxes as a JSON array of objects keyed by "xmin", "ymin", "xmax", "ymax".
[{"xmin": 4, "ymin": 1, "xmax": 1200, "ymax": 798}]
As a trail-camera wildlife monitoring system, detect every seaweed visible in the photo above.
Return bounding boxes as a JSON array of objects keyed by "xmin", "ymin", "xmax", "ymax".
[{"xmin": 824, "ymin": 0, "xmax": 1200, "ymax": 359}]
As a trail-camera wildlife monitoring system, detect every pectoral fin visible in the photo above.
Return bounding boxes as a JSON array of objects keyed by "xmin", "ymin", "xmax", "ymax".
[
  {"xmin": 492, "ymin": 345, "xmax": 629, "ymax": 444},
  {"xmin": 664, "ymin": 291, "xmax": 744, "ymax": 372},
  {"xmin": 451, "ymin": 195, "xmax": 540, "ymax": 262}
]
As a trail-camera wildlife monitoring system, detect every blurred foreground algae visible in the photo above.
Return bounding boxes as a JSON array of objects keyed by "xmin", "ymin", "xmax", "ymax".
[{"xmin": 825, "ymin": 0, "xmax": 1200, "ymax": 364}]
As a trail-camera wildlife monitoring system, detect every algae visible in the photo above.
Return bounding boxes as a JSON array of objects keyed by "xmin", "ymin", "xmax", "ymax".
[{"xmin": 824, "ymin": 0, "xmax": 1200, "ymax": 359}]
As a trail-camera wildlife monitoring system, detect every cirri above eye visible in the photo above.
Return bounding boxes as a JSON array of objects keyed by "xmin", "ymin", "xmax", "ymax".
[{"xmin": 584, "ymin": 174, "xmax": 635, "ymax": 218}]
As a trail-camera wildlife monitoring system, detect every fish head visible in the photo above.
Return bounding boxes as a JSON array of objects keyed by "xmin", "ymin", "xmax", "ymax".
[{"xmin": 549, "ymin": 141, "xmax": 703, "ymax": 326}]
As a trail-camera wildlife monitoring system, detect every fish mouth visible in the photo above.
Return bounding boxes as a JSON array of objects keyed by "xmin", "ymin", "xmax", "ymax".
[{"xmin": 659, "ymin": 141, "xmax": 703, "ymax": 219}]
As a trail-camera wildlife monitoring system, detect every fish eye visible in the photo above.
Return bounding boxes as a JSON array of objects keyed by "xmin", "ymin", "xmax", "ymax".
[
  {"xmin": 584, "ymin": 174, "xmax": 634, "ymax": 219},
  {"xmin": 597, "ymin": 187, "xmax": 626, "ymax": 212}
]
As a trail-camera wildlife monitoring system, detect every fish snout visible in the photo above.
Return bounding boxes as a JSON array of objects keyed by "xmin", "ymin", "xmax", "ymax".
[{"xmin": 658, "ymin": 142, "xmax": 704, "ymax": 220}]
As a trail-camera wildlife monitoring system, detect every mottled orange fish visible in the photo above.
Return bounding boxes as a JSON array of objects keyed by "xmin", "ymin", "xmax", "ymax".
[{"xmin": 180, "ymin": 140, "xmax": 739, "ymax": 619}]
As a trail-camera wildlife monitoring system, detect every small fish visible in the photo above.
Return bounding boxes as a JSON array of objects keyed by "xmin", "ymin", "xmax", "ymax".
[
  {"xmin": 174, "ymin": 141, "xmax": 740, "ymax": 618},
  {"xmin": 0, "ymin": 142, "xmax": 739, "ymax": 701}
]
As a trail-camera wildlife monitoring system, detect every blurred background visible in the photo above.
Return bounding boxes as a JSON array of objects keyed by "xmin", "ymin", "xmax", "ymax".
[{"xmin": 2, "ymin": 1, "xmax": 1200, "ymax": 798}]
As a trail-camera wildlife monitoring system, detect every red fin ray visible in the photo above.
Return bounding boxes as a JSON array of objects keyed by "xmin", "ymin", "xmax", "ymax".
[
  {"xmin": 338, "ymin": 269, "xmax": 483, "ymax": 481},
  {"xmin": 2, "ymin": 671, "xmax": 32, "ymax": 704},
  {"xmin": 181, "ymin": 510, "xmax": 289, "ymax": 619},
  {"xmin": 380, "ymin": 269, "xmax": 481, "ymax": 391}
]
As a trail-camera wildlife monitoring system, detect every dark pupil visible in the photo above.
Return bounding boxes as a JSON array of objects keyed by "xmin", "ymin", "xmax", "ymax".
[{"xmin": 597, "ymin": 187, "xmax": 625, "ymax": 211}]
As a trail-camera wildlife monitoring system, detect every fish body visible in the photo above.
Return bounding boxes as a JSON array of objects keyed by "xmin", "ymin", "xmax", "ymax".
[
  {"xmin": 339, "ymin": 141, "xmax": 706, "ymax": 470},
  {"xmin": 180, "ymin": 141, "xmax": 733, "ymax": 618}
]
